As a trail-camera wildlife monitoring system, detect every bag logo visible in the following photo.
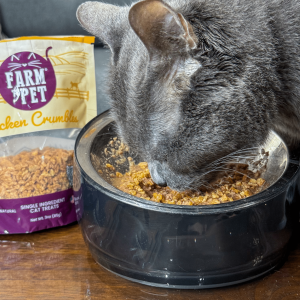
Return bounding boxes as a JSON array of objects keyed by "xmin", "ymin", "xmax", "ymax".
[{"xmin": 0, "ymin": 47, "xmax": 56, "ymax": 111}]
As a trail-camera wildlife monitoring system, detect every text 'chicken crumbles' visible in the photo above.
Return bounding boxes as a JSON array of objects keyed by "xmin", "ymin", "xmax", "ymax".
[{"xmin": 0, "ymin": 147, "xmax": 73, "ymax": 199}]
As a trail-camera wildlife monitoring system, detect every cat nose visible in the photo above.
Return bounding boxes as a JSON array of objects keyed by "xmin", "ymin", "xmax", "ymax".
[{"xmin": 148, "ymin": 161, "xmax": 167, "ymax": 187}]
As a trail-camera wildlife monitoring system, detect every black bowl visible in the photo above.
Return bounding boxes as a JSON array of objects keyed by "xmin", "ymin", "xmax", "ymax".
[{"xmin": 74, "ymin": 110, "xmax": 300, "ymax": 289}]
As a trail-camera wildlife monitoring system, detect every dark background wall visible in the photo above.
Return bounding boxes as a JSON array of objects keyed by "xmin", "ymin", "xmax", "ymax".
[{"xmin": 0, "ymin": 0, "xmax": 129, "ymax": 45}]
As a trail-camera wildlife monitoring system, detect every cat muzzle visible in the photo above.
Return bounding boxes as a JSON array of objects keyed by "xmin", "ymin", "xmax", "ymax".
[{"xmin": 148, "ymin": 160, "xmax": 167, "ymax": 187}]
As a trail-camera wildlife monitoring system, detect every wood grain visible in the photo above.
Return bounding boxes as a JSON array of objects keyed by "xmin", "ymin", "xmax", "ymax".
[{"xmin": 1, "ymin": 223, "xmax": 300, "ymax": 300}]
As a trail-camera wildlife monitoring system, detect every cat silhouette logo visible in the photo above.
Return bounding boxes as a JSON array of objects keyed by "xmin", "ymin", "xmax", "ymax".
[{"xmin": 0, "ymin": 47, "xmax": 56, "ymax": 111}]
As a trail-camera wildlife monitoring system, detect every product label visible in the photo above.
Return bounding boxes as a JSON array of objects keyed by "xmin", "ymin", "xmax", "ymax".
[
  {"xmin": 0, "ymin": 49, "xmax": 56, "ymax": 110},
  {"xmin": 0, "ymin": 36, "xmax": 96, "ymax": 234},
  {"xmin": 0, "ymin": 36, "xmax": 97, "ymax": 137},
  {"xmin": 0, "ymin": 189, "xmax": 76, "ymax": 234}
]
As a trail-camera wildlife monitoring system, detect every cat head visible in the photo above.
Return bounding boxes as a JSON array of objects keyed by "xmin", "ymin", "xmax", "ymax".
[{"xmin": 77, "ymin": 0, "xmax": 272, "ymax": 191}]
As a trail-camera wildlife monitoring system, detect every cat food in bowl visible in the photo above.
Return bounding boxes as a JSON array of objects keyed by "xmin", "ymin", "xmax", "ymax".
[
  {"xmin": 93, "ymin": 132, "xmax": 270, "ymax": 206},
  {"xmin": 109, "ymin": 160, "xmax": 266, "ymax": 205},
  {"xmin": 74, "ymin": 111, "xmax": 300, "ymax": 289}
]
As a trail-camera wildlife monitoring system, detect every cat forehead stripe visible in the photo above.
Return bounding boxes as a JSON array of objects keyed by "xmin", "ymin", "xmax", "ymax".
[
  {"xmin": 28, "ymin": 53, "xmax": 36, "ymax": 60},
  {"xmin": 10, "ymin": 55, "xmax": 20, "ymax": 62}
]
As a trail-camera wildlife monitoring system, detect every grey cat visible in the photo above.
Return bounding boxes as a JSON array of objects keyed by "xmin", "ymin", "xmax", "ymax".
[{"xmin": 77, "ymin": 0, "xmax": 300, "ymax": 191}]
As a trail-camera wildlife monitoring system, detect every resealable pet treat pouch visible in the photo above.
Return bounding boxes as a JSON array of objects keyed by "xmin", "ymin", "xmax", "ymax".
[{"xmin": 0, "ymin": 36, "xmax": 97, "ymax": 233}]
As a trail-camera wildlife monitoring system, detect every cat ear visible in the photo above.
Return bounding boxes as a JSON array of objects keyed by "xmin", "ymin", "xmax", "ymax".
[
  {"xmin": 129, "ymin": 0, "xmax": 198, "ymax": 59},
  {"xmin": 76, "ymin": 2, "xmax": 128, "ymax": 54}
]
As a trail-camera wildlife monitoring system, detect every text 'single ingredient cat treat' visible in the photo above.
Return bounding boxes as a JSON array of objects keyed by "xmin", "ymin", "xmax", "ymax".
[{"xmin": 0, "ymin": 36, "xmax": 97, "ymax": 234}]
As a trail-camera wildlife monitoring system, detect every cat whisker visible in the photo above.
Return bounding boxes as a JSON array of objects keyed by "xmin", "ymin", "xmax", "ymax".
[
  {"xmin": 207, "ymin": 152, "xmax": 255, "ymax": 165},
  {"xmin": 28, "ymin": 62, "xmax": 42, "ymax": 66},
  {"xmin": 200, "ymin": 161, "xmax": 245, "ymax": 176},
  {"xmin": 28, "ymin": 60, "xmax": 41, "ymax": 64},
  {"xmin": 28, "ymin": 63, "xmax": 42, "ymax": 69},
  {"xmin": 198, "ymin": 167, "xmax": 225, "ymax": 178},
  {"xmin": 8, "ymin": 63, "xmax": 22, "ymax": 67},
  {"xmin": 202, "ymin": 147, "xmax": 261, "ymax": 170},
  {"xmin": 199, "ymin": 182, "xmax": 214, "ymax": 190},
  {"xmin": 8, "ymin": 66, "xmax": 22, "ymax": 72},
  {"xmin": 8, "ymin": 64, "xmax": 21, "ymax": 68},
  {"xmin": 203, "ymin": 166, "xmax": 254, "ymax": 180},
  {"xmin": 205, "ymin": 157, "xmax": 256, "ymax": 169}
]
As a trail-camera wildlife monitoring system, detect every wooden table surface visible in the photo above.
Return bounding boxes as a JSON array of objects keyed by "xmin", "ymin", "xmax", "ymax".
[{"xmin": 1, "ymin": 223, "xmax": 300, "ymax": 300}]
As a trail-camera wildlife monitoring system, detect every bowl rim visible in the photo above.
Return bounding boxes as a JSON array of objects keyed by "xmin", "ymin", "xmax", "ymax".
[{"xmin": 75, "ymin": 110, "xmax": 295, "ymax": 215}]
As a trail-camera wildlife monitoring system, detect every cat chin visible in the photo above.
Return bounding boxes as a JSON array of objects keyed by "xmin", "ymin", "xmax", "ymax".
[{"xmin": 163, "ymin": 174, "xmax": 201, "ymax": 192}]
